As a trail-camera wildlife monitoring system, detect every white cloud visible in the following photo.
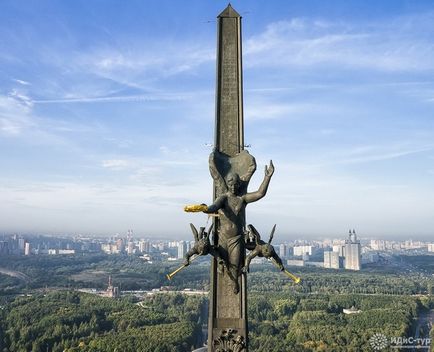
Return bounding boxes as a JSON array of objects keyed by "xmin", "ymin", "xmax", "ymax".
[
  {"xmin": 101, "ymin": 159, "xmax": 132, "ymax": 170},
  {"xmin": 244, "ymin": 100, "xmax": 341, "ymax": 120},
  {"xmin": 33, "ymin": 92, "xmax": 192, "ymax": 104},
  {"xmin": 0, "ymin": 94, "xmax": 34, "ymax": 135},
  {"xmin": 13, "ymin": 79, "xmax": 31, "ymax": 86},
  {"xmin": 244, "ymin": 13, "xmax": 434, "ymax": 71},
  {"xmin": 66, "ymin": 43, "xmax": 214, "ymax": 92},
  {"xmin": 325, "ymin": 144, "xmax": 434, "ymax": 166}
]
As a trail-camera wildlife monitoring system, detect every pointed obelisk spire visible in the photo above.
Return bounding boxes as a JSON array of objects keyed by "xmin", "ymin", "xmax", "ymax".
[{"xmin": 218, "ymin": 3, "xmax": 241, "ymax": 18}]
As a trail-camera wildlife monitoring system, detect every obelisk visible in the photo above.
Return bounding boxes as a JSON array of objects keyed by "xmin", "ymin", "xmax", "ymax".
[{"xmin": 208, "ymin": 4, "xmax": 248, "ymax": 351}]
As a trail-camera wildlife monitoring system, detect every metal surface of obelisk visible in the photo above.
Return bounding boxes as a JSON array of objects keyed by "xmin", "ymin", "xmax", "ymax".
[{"xmin": 208, "ymin": 4, "xmax": 247, "ymax": 351}]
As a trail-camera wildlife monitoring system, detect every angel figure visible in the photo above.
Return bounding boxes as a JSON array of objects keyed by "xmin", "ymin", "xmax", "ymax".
[{"xmin": 243, "ymin": 224, "xmax": 284, "ymax": 273}]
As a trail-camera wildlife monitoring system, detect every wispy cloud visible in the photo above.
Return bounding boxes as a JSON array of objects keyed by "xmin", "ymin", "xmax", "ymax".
[
  {"xmin": 334, "ymin": 144, "xmax": 434, "ymax": 165},
  {"xmin": 244, "ymin": 100, "xmax": 342, "ymax": 120},
  {"xmin": 101, "ymin": 159, "xmax": 132, "ymax": 170},
  {"xmin": 0, "ymin": 94, "xmax": 35, "ymax": 135},
  {"xmin": 244, "ymin": 12, "xmax": 434, "ymax": 71},
  {"xmin": 33, "ymin": 92, "xmax": 193, "ymax": 104},
  {"xmin": 13, "ymin": 79, "xmax": 31, "ymax": 86},
  {"xmin": 86, "ymin": 46, "xmax": 214, "ymax": 77}
]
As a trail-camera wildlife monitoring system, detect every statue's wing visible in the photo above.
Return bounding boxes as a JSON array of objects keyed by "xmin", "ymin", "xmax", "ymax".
[
  {"xmin": 190, "ymin": 223, "xmax": 199, "ymax": 242},
  {"xmin": 209, "ymin": 151, "xmax": 228, "ymax": 193},
  {"xmin": 207, "ymin": 222, "xmax": 214, "ymax": 237},
  {"xmin": 247, "ymin": 224, "xmax": 261, "ymax": 241},
  {"xmin": 268, "ymin": 224, "xmax": 276, "ymax": 244},
  {"xmin": 238, "ymin": 151, "xmax": 257, "ymax": 182}
]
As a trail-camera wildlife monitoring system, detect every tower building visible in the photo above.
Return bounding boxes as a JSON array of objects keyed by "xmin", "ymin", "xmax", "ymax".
[{"xmin": 344, "ymin": 229, "xmax": 361, "ymax": 271}]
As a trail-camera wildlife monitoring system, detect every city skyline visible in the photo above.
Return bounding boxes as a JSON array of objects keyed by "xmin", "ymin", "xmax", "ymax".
[{"xmin": 1, "ymin": 1, "xmax": 434, "ymax": 239}]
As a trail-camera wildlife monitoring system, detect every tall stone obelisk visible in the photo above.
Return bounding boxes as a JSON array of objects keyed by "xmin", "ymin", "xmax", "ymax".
[{"xmin": 208, "ymin": 4, "xmax": 247, "ymax": 351}]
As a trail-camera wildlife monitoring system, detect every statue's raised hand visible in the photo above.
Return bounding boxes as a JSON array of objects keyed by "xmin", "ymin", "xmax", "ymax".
[{"xmin": 265, "ymin": 160, "xmax": 274, "ymax": 177}]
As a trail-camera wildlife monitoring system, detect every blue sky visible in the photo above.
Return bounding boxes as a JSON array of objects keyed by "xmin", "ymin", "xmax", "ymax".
[{"xmin": 1, "ymin": 0, "xmax": 434, "ymax": 240}]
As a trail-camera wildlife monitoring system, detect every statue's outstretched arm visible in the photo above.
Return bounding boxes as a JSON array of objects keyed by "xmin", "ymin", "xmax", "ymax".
[
  {"xmin": 244, "ymin": 249, "xmax": 258, "ymax": 273},
  {"xmin": 244, "ymin": 160, "xmax": 274, "ymax": 204},
  {"xmin": 204, "ymin": 195, "xmax": 225, "ymax": 213},
  {"xmin": 184, "ymin": 195, "xmax": 225, "ymax": 213}
]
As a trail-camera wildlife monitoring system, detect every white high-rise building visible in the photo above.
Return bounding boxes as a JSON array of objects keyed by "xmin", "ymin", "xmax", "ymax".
[
  {"xmin": 177, "ymin": 241, "xmax": 186, "ymax": 259},
  {"xmin": 127, "ymin": 242, "xmax": 135, "ymax": 255},
  {"xmin": 428, "ymin": 243, "xmax": 434, "ymax": 252},
  {"xmin": 24, "ymin": 242, "xmax": 31, "ymax": 256},
  {"xmin": 370, "ymin": 239, "xmax": 386, "ymax": 251},
  {"xmin": 324, "ymin": 251, "xmax": 340, "ymax": 269},
  {"xmin": 139, "ymin": 240, "xmax": 151, "ymax": 253},
  {"xmin": 186, "ymin": 241, "xmax": 192, "ymax": 254},
  {"xmin": 344, "ymin": 230, "xmax": 361, "ymax": 271},
  {"xmin": 293, "ymin": 245, "xmax": 313, "ymax": 256},
  {"xmin": 332, "ymin": 244, "xmax": 344, "ymax": 257},
  {"xmin": 279, "ymin": 244, "xmax": 287, "ymax": 259},
  {"xmin": 18, "ymin": 238, "xmax": 25, "ymax": 251}
]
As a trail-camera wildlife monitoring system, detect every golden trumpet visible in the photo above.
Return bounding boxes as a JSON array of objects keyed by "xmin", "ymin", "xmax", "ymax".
[
  {"xmin": 271, "ymin": 259, "xmax": 301, "ymax": 284},
  {"xmin": 166, "ymin": 265, "xmax": 186, "ymax": 280},
  {"xmin": 283, "ymin": 269, "xmax": 301, "ymax": 284},
  {"xmin": 184, "ymin": 204, "xmax": 208, "ymax": 213},
  {"xmin": 166, "ymin": 255, "xmax": 199, "ymax": 280}
]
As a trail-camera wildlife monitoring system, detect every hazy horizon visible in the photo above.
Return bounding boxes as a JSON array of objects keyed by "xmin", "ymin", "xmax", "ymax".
[{"xmin": 1, "ymin": 229, "xmax": 432, "ymax": 243}]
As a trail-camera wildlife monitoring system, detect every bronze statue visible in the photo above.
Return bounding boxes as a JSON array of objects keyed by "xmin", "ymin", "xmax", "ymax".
[
  {"xmin": 183, "ymin": 223, "xmax": 214, "ymax": 266},
  {"xmin": 178, "ymin": 150, "xmax": 301, "ymax": 288},
  {"xmin": 243, "ymin": 224, "xmax": 284, "ymax": 273},
  {"xmin": 185, "ymin": 149, "xmax": 274, "ymax": 293}
]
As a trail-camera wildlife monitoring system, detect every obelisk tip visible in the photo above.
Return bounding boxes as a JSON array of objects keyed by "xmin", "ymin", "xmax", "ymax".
[{"xmin": 218, "ymin": 3, "xmax": 241, "ymax": 18}]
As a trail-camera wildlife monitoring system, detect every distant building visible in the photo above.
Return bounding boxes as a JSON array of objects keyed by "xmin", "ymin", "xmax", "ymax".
[
  {"xmin": 24, "ymin": 242, "xmax": 31, "ymax": 256},
  {"xmin": 343, "ymin": 306, "xmax": 362, "ymax": 314},
  {"xmin": 324, "ymin": 251, "xmax": 340, "ymax": 269},
  {"xmin": 186, "ymin": 241, "xmax": 193, "ymax": 254},
  {"xmin": 332, "ymin": 244, "xmax": 345, "ymax": 257},
  {"xmin": 127, "ymin": 241, "xmax": 135, "ymax": 255},
  {"xmin": 344, "ymin": 230, "xmax": 361, "ymax": 271},
  {"xmin": 58, "ymin": 249, "xmax": 75, "ymax": 255},
  {"xmin": 177, "ymin": 241, "xmax": 186, "ymax": 259},
  {"xmin": 0, "ymin": 241, "xmax": 9, "ymax": 255},
  {"xmin": 279, "ymin": 244, "xmax": 287, "ymax": 259},
  {"xmin": 287, "ymin": 259, "xmax": 305, "ymax": 267},
  {"xmin": 116, "ymin": 239, "xmax": 125, "ymax": 253},
  {"xmin": 370, "ymin": 239, "xmax": 386, "ymax": 251},
  {"xmin": 293, "ymin": 245, "xmax": 313, "ymax": 256},
  {"xmin": 305, "ymin": 261, "xmax": 323, "ymax": 268},
  {"xmin": 18, "ymin": 238, "xmax": 25, "ymax": 251},
  {"xmin": 104, "ymin": 276, "xmax": 119, "ymax": 298},
  {"xmin": 139, "ymin": 240, "xmax": 151, "ymax": 253},
  {"xmin": 428, "ymin": 243, "xmax": 434, "ymax": 252},
  {"xmin": 101, "ymin": 243, "xmax": 112, "ymax": 254}
]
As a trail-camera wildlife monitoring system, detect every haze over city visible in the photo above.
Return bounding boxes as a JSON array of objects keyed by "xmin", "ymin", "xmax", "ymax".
[{"xmin": 1, "ymin": 0, "xmax": 434, "ymax": 239}]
